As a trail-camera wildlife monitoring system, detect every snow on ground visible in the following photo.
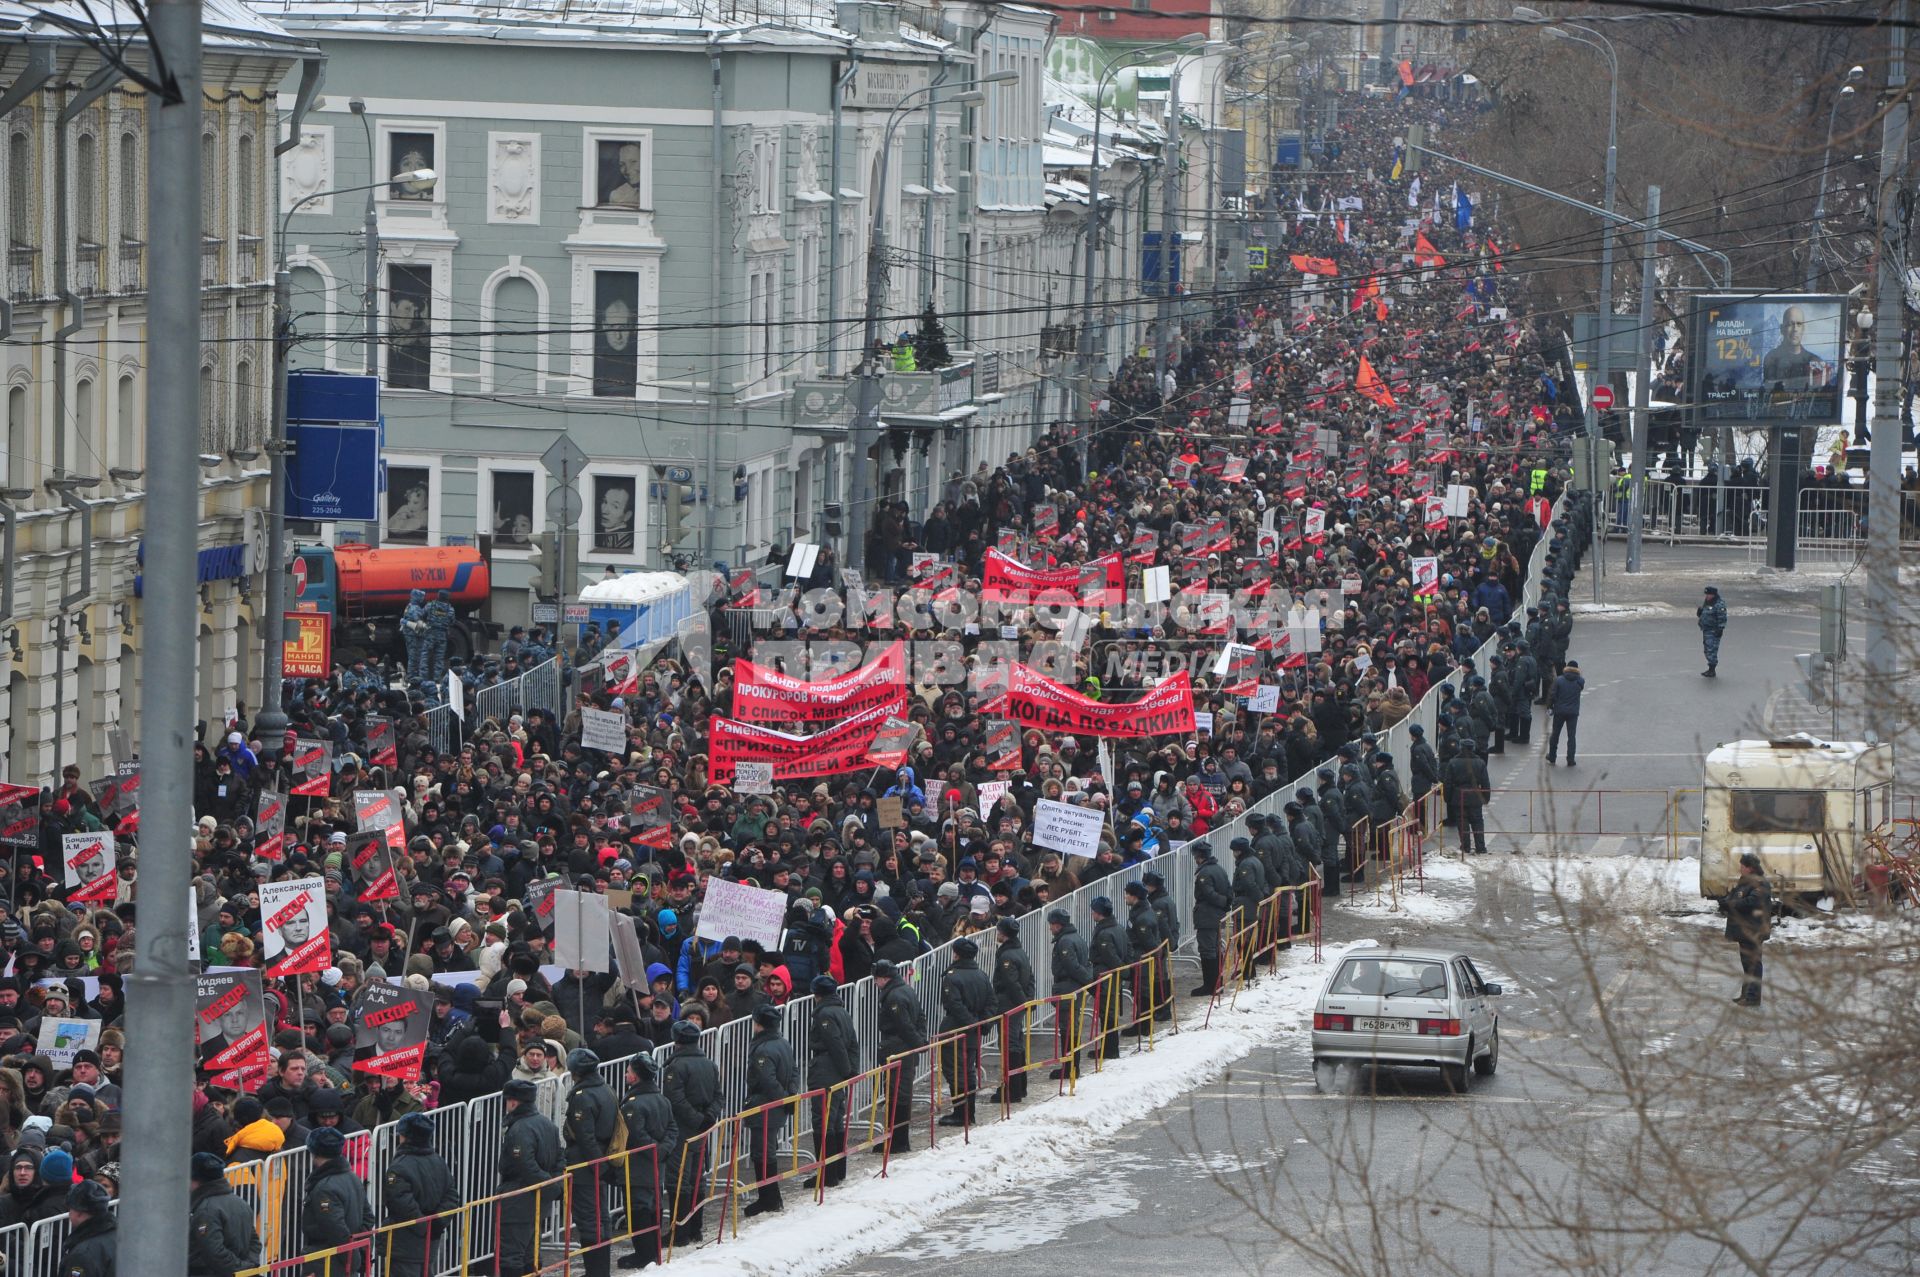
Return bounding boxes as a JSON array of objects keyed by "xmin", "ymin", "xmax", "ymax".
[
  {"xmin": 660, "ymin": 940, "xmax": 1365, "ymax": 1277},
  {"xmin": 1335, "ymin": 855, "xmax": 1477, "ymax": 923},
  {"xmin": 1570, "ymin": 602, "xmax": 1676, "ymax": 620}
]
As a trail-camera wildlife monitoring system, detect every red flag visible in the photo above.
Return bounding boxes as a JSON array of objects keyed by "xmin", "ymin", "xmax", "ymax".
[
  {"xmin": 1355, "ymin": 357, "xmax": 1397, "ymax": 409},
  {"xmin": 1413, "ymin": 232, "xmax": 1447, "ymax": 269},
  {"xmin": 1289, "ymin": 253, "xmax": 1340, "ymax": 276}
]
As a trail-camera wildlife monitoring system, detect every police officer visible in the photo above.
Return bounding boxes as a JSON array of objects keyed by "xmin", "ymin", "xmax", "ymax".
[
  {"xmin": 423, "ymin": 590, "xmax": 458, "ymax": 682},
  {"xmin": 1045, "ymin": 908, "xmax": 1093, "ymax": 1077},
  {"xmin": 808, "ymin": 975, "xmax": 859, "ymax": 1185},
  {"xmin": 1189, "ymin": 842, "xmax": 1232, "ymax": 996},
  {"xmin": 562, "ymin": 1048, "xmax": 618, "ymax": 1277},
  {"xmin": 1086, "ymin": 896, "xmax": 1132, "ymax": 1061},
  {"xmin": 874, "ymin": 959, "xmax": 928, "ymax": 1152},
  {"xmin": 1507, "ymin": 641, "xmax": 1539, "ymax": 743},
  {"xmin": 936, "ymin": 937, "xmax": 995, "ymax": 1125},
  {"xmin": 613, "ymin": 1057, "xmax": 676, "ymax": 1270},
  {"xmin": 301, "ymin": 1126, "xmax": 367, "ymax": 1277},
  {"xmin": 189, "ymin": 1151, "xmax": 259, "ymax": 1277},
  {"xmin": 401, "ymin": 588, "xmax": 429, "ymax": 685},
  {"xmin": 1229, "ymin": 839, "xmax": 1273, "ymax": 979},
  {"xmin": 1408, "ymin": 724, "xmax": 1441, "ymax": 808},
  {"xmin": 497, "ymin": 1078, "xmax": 562, "ymax": 1277},
  {"xmin": 1121, "ymin": 882, "xmax": 1161, "ymax": 1033},
  {"xmin": 662, "ymin": 1021, "xmax": 722, "ymax": 1245},
  {"xmin": 1443, "ymin": 741, "xmax": 1491, "ymax": 855},
  {"xmin": 1698, "ymin": 585, "xmax": 1728, "ymax": 677},
  {"xmin": 382, "ymin": 1112, "xmax": 459, "ymax": 1277},
  {"xmin": 1141, "ymin": 871, "xmax": 1178, "ymax": 1023},
  {"xmin": 989, "ymin": 917, "xmax": 1036, "ymax": 1103},
  {"xmin": 742, "ymin": 1004, "xmax": 798, "ymax": 1216},
  {"xmin": 60, "ymin": 1181, "xmax": 117, "ymax": 1277},
  {"xmin": 1722, "ymin": 851, "xmax": 1773, "ymax": 1006},
  {"xmin": 1315, "ymin": 768, "xmax": 1352, "ymax": 893}
]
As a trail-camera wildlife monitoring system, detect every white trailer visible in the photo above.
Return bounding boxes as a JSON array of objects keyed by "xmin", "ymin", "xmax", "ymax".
[{"xmin": 1699, "ymin": 737, "xmax": 1895, "ymax": 900}]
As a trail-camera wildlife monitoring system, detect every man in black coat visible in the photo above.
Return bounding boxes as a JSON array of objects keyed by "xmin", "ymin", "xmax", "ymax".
[
  {"xmin": 1121, "ymin": 882, "xmax": 1161, "ymax": 1034},
  {"xmin": 1230, "ymin": 839, "xmax": 1274, "ymax": 980},
  {"xmin": 1547, "ymin": 658, "xmax": 1585, "ymax": 767},
  {"xmin": 497, "ymin": 1078, "xmax": 563, "ymax": 1277},
  {"xmin": 1408, "ymin": 724, "xmax": 1442, "ymax": 811},
  {"xmin": 382, "ymin": 1112, "xmax": 460, "ymax": 1277},
  {"xmin": 875, "ymin": 959, "xmax": 927, "ymax": 1153},
  {"xmin": 1190, "ymin": 842, "xmax": 1232, "ymax": 995},
  {"xmin": 1722, "ymin": 852, "xmax": 1773, "ymax": 1007},
  {"xmin": 1086, "ymin": 897, "xmax": 1132, "ymax": 1062},
  {"xmin": 662, "ymin": 1021, "xmax": 722, "ymax": 1244},
  {"xmin": 808, "ymin": 976, "xmax": 859, "ymax": 1185},
  {"xmin": 59, "ymin": 1181, "xmax": 117, "ymax": 1277},
  {"xmin": 617, "ymin": 1056, "xmax": 678, "ymax": 1270},
  {"xmin": 937, "ymin": 937, "xmax": 995, "ymax": 1126},
  {"xmin": 189, "ymin": 1151, "xmax": 259, "ymax": 1277},
  {"xmin": 988, "ymin": 918, "xmax": 1036, "ymax": 1102},
  {"xmin": 1141, "ymin": 870, "xmax": 1178, "ymax": 1023},
  {"xmin": 741, "ymin": 1005, "xmax": 799, "ymax": 1216},
  {"xmin": 1443, "ymin": 743, "xmax": 1491, "ymax": 856},
  {"xmin": 1046, "ymin": 908, "xmax": 1094, "ymax": 1075},
  {"xmin": 300, "ymin": 1127, "xmax": 367, "ymax": 1276},
  {"xmin": 562, "ymin": 1049, "xmax": 618, "ymax": 1277}
]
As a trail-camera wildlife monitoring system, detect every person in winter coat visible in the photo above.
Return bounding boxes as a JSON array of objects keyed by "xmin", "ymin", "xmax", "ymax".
[
  {"xmin": 740, "ymin": 1006, "xmax": 798, "ymax": 1216},
  {"xmin": 562, "ymin": 1050, "xmax": 618, "ymax": 1277},
  {"xmin": 1408, "ymin": 724, "xmax": 1442, "ymax": 807},
  {"xmin": 936, "ymin": 938, "xmax": 995, "ymax": 1126},
  {"xmin": 616, "ymin": 1059, "xmax": 676, "ymax": 1270},
  {"xmin": 1085, "ymin": 897, "xmax": 1132, "ymax": 1061},
  {"xmin": 189, "ymin": 1151, "xmax": 259, "ymax": 1277},
  {"xmin": 1547, "ymin": 659, "xmax": 1585, "ymax": 767},
  {"xmin": 223, "ymin": 1096, "xmax": 286, "ymax": 1164},
  {"xmin": 1189, "ymin": 842, "xmax": 1232, "ymax": 995},
  {"xmin": 436, "ymin": 1026, "xmax": 515, "ymax": 1106},
  {"xmin": 1721, "ymin": 851, "xmax": 1773, "ymax": 1007},
  {"xmin": 1229, "ymin": 839, "xmax": 1273, "ymax": 980},
  {"xmin": 662, "ymin": 1022, "xmax": 722, "ymax": 1245},
  {"xmin": 1443, "ymin": 743, "xmax": 1491, "ymax": 855},
  {"xmin": 495, "ymin": 1079, "xmax": 563, "ymax": 1277},
  {"xmin": 807, "ymin": 976, "xmax": 858, "ymax": 1185},
  {"xmin": 0, "ymin": 1148, "xmax": 59, "ymax": 1227},
  {"xmin": 59, "ymin": 1180, "xmax": 118, "ymax": 1277},
  {"xmin": 989, "ymin": 918, "xmax": 1036, "ymax": 1102},
  {"xmin": 873, "ymin": 961, "xmax": 926, "ymax": 1152},
  {"xmin": 1697, "ymin": 585, "xmax": 1727, "ymax": 677},
  {"xmin": 382, "ymin": 1113, "xmax": 460, "ymax": 1277},
  {"xmin": 300, "ymin": 1127, "xmax": 366, "ymax": 1271},
  {"xmin": 1121, "ymin": 882, "xmax": 1164, "ymax": 1031}
]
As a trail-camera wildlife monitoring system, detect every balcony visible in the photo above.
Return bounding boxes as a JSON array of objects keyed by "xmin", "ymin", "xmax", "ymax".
[
  {"xmin": 115, "ymin": 240, "xmax": 144, "ymax": 294},
  {"xmin": 201, "ymin": 236, "xmax": 223, "ymax": 287},
  {"xmin": 7, "ymin": 246, "xmax": 36, "ymax": 299},
  {"xmin": 74, "ymin": 242, "xmax": 102, "ymax": 297}
]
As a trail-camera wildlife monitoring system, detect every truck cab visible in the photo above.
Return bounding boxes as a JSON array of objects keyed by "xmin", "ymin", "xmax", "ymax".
[
  {"xmin": 293, "ymin": 543, "xmax": 495, "ymax": 667},
  {"xmin": 1700, "ymin": 737, "xmax": 1895, "ymax": 901}
]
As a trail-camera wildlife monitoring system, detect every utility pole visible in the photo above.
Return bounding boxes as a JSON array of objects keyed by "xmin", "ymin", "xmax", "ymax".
[
  {"xmin": 1626, "ymin": 185, "xmax": 1658, "ymax": 572},
  {"xmin": 123, "ymin": 0, "xmax": 200, "ymax": 1272},
  {"xmin": 1154, "ymin": 64, "xmax": 1183, "ymax": 388},
  {"xmin": 1866, "ymin": 0, "xmax": 1908, "ymax": 741},
  {"xmin": 259, "ymin": 266, "xmax": 292, "ymax": 737}
]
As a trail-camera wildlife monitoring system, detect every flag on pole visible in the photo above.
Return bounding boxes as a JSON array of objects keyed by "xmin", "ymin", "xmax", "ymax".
[
  {"xmin": 1355, "ymin": 358, "xmax": 1397, "ymax": 408},
  {"xmin": 1454, "ymin": 184, "xmax": 1473, "ymax": 232}
]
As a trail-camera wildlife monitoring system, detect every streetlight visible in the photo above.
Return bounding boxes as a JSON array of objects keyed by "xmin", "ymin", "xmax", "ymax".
[
  {"xmin": 843, "ymin": 72, "xmax": 1018, "ymax": 573},
  {"xmin": 257, "ymin": 168, "xmax": 436, "ymax": 736},
  {"xmin": 1516, "ymin": 4, "xmax": 1617, "ymax": 601},
  {"xmin": 1810, "ymin": 65, "xmax": 1865, "ymax": 289},
  {"xmin": 1073, "ymin": 34, "xmax": 1208, "ymax": 472}
]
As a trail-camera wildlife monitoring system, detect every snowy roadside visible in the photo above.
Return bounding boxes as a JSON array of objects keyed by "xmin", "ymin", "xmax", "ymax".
[
  {"xmin": 1334, "ymin": 856, "xmax": 1477, "ymax": 924},
  {"xmin": 658, "ymin": 940, "xmax": 1364, "ymax": 1277}
]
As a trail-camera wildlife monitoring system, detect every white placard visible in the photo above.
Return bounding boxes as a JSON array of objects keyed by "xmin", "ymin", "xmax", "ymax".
[
  {"xmin": 1411, "ymin": 556, "xmax": 1440, "ymax": 592},
  {"xmin": 553, "ymin": 889, "xmax": 612, "ymax": 973},
  {"xmin": 1032, "ymin": 797, "xmax": 1105, "ymax": 859},
  {"xmin": 1247, "ymin": 684, "xmax": 1281, "ymax": 714},
  {"xmin": 61, "ymin": 831, "xmax": 117, "ymax": 905},
  {"xmin": 258, "ymin": 875, "xmax": 330, "ymax": 975},
  {"xmin": 695, "ymin": 877, "xmax": 789, "ymax": 948},
  {"xmin": 610, "ymin": 910, "xmax": 651, "ymax": 992},
  {"xmin": 36, "ymin": 1018, "xmax": 101, "ymax": 1070},
  {"xmin": 734, "ymin": 761, "xmax": 774, "ymax": 794},
  {"xmin": 1443, "ymin": 484, "xmax": 1474, "ymax": 519},
  {"xmin": 977, "ymin": 780, "xmax": 1009, "ymax": 820},
  {"xmin": 1142, "ymin": 565, "xmax": 1172, "ymax": 605},
  {"xmin": 1195, "ymin": 711, "xmax": 1215, "ymax": 735},
  {"xmin": 448, "ymin": 669, "xmax": 465, "ymax": 720},
  {"xmin": 786, "ymin": 542, "xmax": 820, "ymax": 580},
  {"xmin": 580, "ymin": 706, "xmax": 628, "ymax": 754},
  {"xmin": 188, "ymin": 885, "xmax": 202, "ymax": 962}
]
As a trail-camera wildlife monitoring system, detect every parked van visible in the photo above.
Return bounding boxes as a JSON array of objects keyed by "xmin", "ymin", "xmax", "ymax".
[{"xmin": 1699, "ymin": 737, "xmax": 1894, "ymax": 900}]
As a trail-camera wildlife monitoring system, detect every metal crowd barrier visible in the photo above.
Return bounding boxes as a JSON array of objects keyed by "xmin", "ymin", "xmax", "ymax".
[{"xmin": 472, "ymin": 656, "xmax": 565, "ymax": 727}]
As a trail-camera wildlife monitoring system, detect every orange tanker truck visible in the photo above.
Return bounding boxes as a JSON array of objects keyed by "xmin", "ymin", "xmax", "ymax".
[{"xmin": 292, "ymin": 543, "xmax": 499, "ymax": 666}]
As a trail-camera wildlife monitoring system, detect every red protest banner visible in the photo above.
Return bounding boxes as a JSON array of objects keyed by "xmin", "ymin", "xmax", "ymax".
[
  {"xmin": 982, "ymin": 550, "xmax": 1123, "ymax": 601},
  {"xmin": 731, "ymin": 639, "xmax": 908, "ymax": 723},
  {"xmin": 1007, "ymin": 665, "xmax": 1196, "ymax": 738},
  {"xmin": 709, "ymin": 696, "xmax": 905, "ymax": 784}
]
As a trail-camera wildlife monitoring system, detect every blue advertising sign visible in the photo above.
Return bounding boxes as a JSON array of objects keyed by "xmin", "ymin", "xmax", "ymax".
[
  {"xmin": 287, "ymin": 422, "xmax": 381, "ymax": 521},
  {"xmin": 287, "ymin": 371, "xmax": 380, "ymax": 425},
  {"xmin": 1692, "ymin": 293, "xmax": 1845, "ymax": 426}
]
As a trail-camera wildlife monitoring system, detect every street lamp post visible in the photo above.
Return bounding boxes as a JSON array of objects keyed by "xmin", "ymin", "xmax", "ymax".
[
  {"xmin": 845, "ymin": 72, "xmax": 1016, "ymax": 574},
  {"xmin": 259, "ymin": 168, "xmax": 435, "ymax": 736},
  {"xmin": 1073, "ymin": 35, "xmax": 1207, "ymax": 475},
  {"xmin": 1516, "ymin": 6, "xmax": 1617, "ymax": 602},
  {"xmin": 1809, "ymin": 66, "xmax": 1864, "ymax": 290}
]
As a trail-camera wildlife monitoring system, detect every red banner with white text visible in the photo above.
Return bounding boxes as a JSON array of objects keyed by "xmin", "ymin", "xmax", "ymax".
[
  {"xmin": 731, "ymin": 639, "xmax": 908, "ymax": 723},
  {"xmin": 709, "ymin": 696, "xmax": 905, "ymax": 784},
  {"xmin": 1007, "ymin": 665, "xmax": 1196, "ymax": 738}
]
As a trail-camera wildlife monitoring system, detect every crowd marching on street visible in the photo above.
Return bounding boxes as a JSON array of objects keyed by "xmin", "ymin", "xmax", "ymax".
[{"xmin": 0, "ymin": 88, "xmax": 1600, "ymax": 1277}]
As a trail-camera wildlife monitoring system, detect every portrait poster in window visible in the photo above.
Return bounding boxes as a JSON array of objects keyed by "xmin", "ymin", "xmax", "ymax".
[
  {"xmin": 592, "ymin": 270, "xmax": 639, "ymax": 398},
  {"xmin": 386, "ymin": 464, "xmax": 431, "ymax": 543},
  {"xmin": 593, "ymin": 474, "xmax": 636, "ymax": 552}
]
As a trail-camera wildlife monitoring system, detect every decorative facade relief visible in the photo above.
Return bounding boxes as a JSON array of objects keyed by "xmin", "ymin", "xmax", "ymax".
[
  {"xmin": 488, "ymin": 132, "xmax": 541, "ymax": 224},
  {"xmin": 279, "ymin": 126, "xmax": 332, "ymax": 214}
]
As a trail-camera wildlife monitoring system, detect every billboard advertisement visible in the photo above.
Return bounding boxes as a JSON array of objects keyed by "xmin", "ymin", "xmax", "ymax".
[{"xmin": 1693, "ymin": 293, "xmax": 1845, "ymax": 425}]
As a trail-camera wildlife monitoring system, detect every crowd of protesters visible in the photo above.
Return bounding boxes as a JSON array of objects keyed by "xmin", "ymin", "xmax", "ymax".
[{"xmin": 0, "ymin": 88, "xmax": 1600, "ymax": 1277}]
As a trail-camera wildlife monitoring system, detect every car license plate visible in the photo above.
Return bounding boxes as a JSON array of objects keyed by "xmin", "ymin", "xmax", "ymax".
[{"xmin": 1355, "ymin": 1017, "xmax": 1415, "ymax": 1032}]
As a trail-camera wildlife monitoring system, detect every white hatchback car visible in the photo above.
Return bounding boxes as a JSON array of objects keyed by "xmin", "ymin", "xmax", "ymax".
[{"xmin": 1311, "ymin": 948, "xmax": 1502, "ymax": 1091}]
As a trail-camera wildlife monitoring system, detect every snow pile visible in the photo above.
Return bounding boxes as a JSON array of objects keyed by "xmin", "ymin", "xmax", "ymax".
[
  {"xmin": 1674, "ymin": 899, "xmax": 1920, "ymax": 948},
  {"xmin": 1336, "ymin": 857, "xmax": 1477, "ymax": 923},
  {"xmin": 660, "ymin": 941, "xmax": 1363, "ymax": 1277},
  {"xmin": 1511, "ymin": 853, "xmax": 1712, "ymax": 920}
]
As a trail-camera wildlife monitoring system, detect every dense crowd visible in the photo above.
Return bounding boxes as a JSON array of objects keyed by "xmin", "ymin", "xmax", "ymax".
[{"xmin": 0, "ymin": 89, "xmax": 1596, "ymax": 1277}]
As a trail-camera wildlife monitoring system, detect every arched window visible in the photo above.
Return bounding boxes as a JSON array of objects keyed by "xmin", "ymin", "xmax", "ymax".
[
  {"xmin": 201, "ymin": 130, "xmax": 220, "ymax": 234},
  {"xmin": 234, "ymin": 360, "xmax": 255, "ymax": 447},
  {"xmin": 75, "ymin": 133, "xmax": 98, "ymax": 245},
  {"xmin": 73, "ymin": 377, "xmax": 96, "ymax": 475},
  {"xmin": 7, "ymin": 132, "xmax": 32, "ymax": 252},
  {"xmin": 116, "ymin": 374, "xmax": 138, "ymax": 473},
  {"xmin": 235, "ymin": 134, "xmax": 256, "ymax": 237},
  {"xmin": 4, "ymin": 385, "xmax": 27, "ymax": 490},
  {"xmin": 200, "ymin": 364, "xmax": 217, "ymax": 452}
]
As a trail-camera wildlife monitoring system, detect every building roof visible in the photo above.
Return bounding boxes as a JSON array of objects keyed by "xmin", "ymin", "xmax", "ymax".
[
  {"xmin": 0, "ymin": 0, "xmax": 315, "ymax": 54},
  {"xmin": 269, "ymin": 0, "xmax": 866, "ymax": 48}
]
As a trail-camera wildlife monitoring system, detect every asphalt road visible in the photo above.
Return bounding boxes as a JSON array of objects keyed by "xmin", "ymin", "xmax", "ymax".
[{"xmin": 828, "ymin": 544, "xmax": 1884, "ymax": 1277}]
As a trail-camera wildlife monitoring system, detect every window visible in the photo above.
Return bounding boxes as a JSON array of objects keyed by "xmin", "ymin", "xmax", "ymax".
[
  {"xmin": 201, "ymin": 129, "xmax": 221, "ymax": 234},
  {"xmin": 750, "ymin": 132, "xmax": 779, "ymax": 215},
  {"xmin": 746, "ymin": 260, "xmax": 778, "ymax": 387},
  {"xmin": 387, "ymin": 264, "xmax": 433, "ymax": 391},
  {"xmin": 1728, "ymin": 789, "xmax": 1827, "ymax": 834},
  {"xmin": 8, "ymin": 132, "xmax": 32, "ymax": 251},
  {"xmin": 73, "ymin": 377, "xmax": 95, "ymax": 473},
  {"xmin": 116, "ymin": 374, "xmax": 137, "ymax": 473},
  {"xmin": 796, "ymin": 232, "xmax": 820, "ymax": 372},
  {"xmin": 488, "ymin": 469, "xmax": 536, "ymax": 549},
  {"xmin": 75, "ymin": 134, "xmax": 98, "ymax": 244},
  {"xmin": 388, "ymin": 132, "xmax": 436, "ymax": 201},
  {"xmin": 386, "ymin": 464, "xmax": 432, "ymax": 544},
  {"xmin": 236, "ymin": 134, "xmax": 256, "ymax": 236},
  {"xmin": 5, "ymin": 385, "xmax": 27, "ymax": 489},
  {"xmin": 591, "ymin": 474, "xmax": 636, "ymax": 552},
  {"xmin": 1329, "ymin": 957, "xmax": 1448, "ymax": 999},
  {"xmin": 590, "ymin": 270, "xmax": 639, "ymax": 397},
  {"xmin": 199, "ymin": 363, "xmax": 218, "ymax": 451},
  {"xmin": 593, "ymin": 138, "xmax": 649, "ymax": 209}
]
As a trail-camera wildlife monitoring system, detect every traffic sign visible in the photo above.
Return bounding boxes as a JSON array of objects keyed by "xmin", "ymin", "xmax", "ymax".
[
  {"xmin": 541, "ymin": 434, "xmax": 589, "ymax": 483},
  {"xmin": 1590, "ymin": 385, "xmax": 1615, "ymax": 412},
  {"xmin": 546, "ymin": 485, "xmax": 584, "ymax": 528},
  {"xmin": 1247, "ymin": 246, "xmax": 1269, "ymax": 272},
  {"xmin": 291, "ymin": 556, "xmax": 308, "ymax": 598}
]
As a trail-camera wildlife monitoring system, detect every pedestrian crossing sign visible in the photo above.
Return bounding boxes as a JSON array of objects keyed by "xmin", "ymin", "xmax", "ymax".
[{"xmin": 1247, "ymin": 246, "xmax": 1269, "ymax": 272}]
